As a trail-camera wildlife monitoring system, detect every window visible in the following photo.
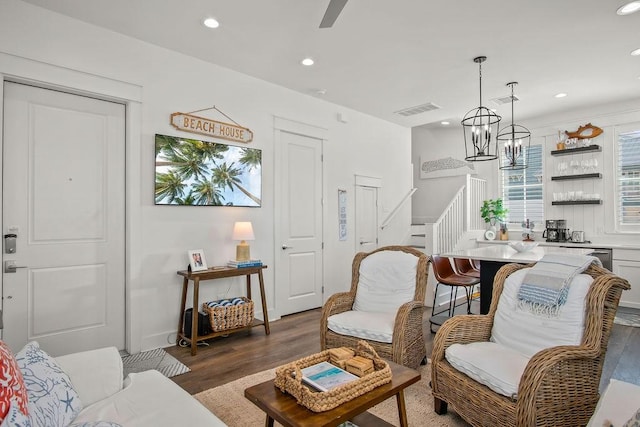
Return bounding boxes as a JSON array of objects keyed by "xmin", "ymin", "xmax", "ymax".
[
  {"xmin": 616, "ymin": 127, "xmax": 640, "ymax": 230},
  {"xmin": 501, "ymin": 144, "xmax": 544, "ymax": 226}
]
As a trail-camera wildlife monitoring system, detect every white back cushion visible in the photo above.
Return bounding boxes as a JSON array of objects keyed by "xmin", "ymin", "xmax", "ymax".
[
  {"xmin": 491, "ymin": 267, "xmax": 592, "ymax": 358},
  {"xmin": 353, "ymin": 250, "xmax": 418, "ymax": 313}
]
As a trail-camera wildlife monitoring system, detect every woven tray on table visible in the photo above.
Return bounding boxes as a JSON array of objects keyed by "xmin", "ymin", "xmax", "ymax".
[{"xmin": 274, "ymin": 340, "xmax": 392, "ymax": 412}]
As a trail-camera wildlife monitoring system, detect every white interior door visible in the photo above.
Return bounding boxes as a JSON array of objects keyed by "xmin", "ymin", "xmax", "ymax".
[
  {"xmin": 355, "ymin": 184, "xmax": 379, "ymax": 253},
  {"xmin": 2, "ymin": 82, "xmax": 126, "ymax": 356},
  {"xmin": 275, "ymin": 128, "xmax": 323, "ymax": 316}
]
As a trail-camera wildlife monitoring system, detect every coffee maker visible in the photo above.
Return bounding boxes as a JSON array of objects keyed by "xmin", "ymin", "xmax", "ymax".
[
  {"xmin": 544, "ymin": 220, "xmax": 559, "ymax": 242},
  {"xmin": 556, "ymin": 219, "xmax": 570, "ymax": 242},
  {"xmin": 544, "ymin": 219, "xmax": 569, "ymax": 242}
]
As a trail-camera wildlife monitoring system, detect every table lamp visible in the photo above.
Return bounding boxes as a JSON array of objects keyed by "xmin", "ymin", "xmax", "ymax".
[{"xmin": 232, "ymin": 221, "xmax": 255, "ymax": 261}]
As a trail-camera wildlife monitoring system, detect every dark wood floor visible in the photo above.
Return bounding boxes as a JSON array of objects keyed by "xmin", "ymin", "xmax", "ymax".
[{"xmin": 166, "ymin": 306, "xmax": 640, "ymax": 395}]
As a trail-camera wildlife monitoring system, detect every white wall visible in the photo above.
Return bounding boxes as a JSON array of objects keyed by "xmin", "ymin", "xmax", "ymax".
[
  {"xmin": 411, "ymin": 126, "xmax": 497, "ymax": 225},
  {"xmin": 412, "ymin": 98, "xmax": 640, "ymax": 245},
  {"xmin": 0, "ymin": 0, "xmax": 413, "ymax": 352}
]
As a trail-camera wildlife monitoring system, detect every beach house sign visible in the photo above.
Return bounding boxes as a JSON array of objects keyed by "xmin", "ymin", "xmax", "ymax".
[{"xmin": 170, "ymin": 112, "xmax": 254, "ymax": 143}]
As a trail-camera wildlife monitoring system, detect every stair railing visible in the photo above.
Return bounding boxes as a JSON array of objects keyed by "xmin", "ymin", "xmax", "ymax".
[
  {"xmin": 381, "ymin": 187, "xmax": 417, "ymax": 230},
  {"xmin": 425, "ymin": 175, "xmax": 486, "ymax": 254},
  {"xmin": 466, "ymin": 174, "xmax": 486, "ymax": 232}
]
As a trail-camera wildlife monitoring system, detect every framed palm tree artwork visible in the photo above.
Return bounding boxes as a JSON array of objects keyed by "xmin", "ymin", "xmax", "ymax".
[{"xmin": 155, "ymin": 134, "xmax": 262, "ymax": 206}]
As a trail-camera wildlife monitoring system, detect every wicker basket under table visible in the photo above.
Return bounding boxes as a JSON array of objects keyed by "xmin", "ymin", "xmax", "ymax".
[
  {"xmin": 202, "ymin": 297, "xmax": 254, "ymax": 332},
  {"xmin": 274, "ymin": 340, "xmax": 392, "ymax": 412}
]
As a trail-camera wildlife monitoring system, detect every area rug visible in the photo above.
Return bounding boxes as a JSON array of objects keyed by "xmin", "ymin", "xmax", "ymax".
[
  {"xmin": 195, "ymin": 363, "xmax": 469, "ymax": 427},
  {"xmin": 121, "ymin": 348, "xmax": 190, "ymax": 378},
  {"xmin": 614, "ymin": 311, "xmax": 640, "ymax": 327}
]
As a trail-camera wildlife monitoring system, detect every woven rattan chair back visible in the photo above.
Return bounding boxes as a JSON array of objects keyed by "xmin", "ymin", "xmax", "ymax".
[
  {"xmin": 320, "ymin": 245, "xmax": 430, "ymax": 369},
  {"xmin": 431, "ymin": 261, "xmax": 631, "ymax": 427}
]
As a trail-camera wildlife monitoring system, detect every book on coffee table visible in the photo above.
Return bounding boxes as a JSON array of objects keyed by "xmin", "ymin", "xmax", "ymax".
[{"xmin": 301, "ymin": 361, "xmax": 359, "ymax": 392}]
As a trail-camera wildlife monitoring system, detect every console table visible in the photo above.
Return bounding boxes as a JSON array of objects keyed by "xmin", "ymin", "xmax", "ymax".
[{"xmin": 176, "ymin": 265, "xmax": 269, "ymax": 355}]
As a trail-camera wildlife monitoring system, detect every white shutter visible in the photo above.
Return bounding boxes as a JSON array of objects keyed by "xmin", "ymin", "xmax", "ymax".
[
  {"xmin": 617, "ymin": 129, "xmax": 640, "ymax": 226},
  {"xmin": 501, "ymin": 144, "xmax": 544, "ymax": 226}
]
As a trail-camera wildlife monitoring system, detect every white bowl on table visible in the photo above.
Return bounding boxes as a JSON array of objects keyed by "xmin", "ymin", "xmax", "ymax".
[{"xmin": 509, "ymin": 241, "xmax": 539, "ymax": 252}]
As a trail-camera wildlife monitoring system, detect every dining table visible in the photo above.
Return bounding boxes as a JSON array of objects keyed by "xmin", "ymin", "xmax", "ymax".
[{"xmin": 440, "ymin": 244, "xmax": 595, "ymax": 314}]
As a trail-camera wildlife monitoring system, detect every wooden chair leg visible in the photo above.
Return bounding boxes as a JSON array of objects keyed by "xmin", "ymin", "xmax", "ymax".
[{"xmin": 434, "ymin": 397, "xmax": 448, "ymax": 415}]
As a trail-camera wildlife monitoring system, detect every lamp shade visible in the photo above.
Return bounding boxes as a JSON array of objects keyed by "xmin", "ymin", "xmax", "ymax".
[{"xmin": 232, "ymin": 221, "xmax": 255, "ymax": 241}]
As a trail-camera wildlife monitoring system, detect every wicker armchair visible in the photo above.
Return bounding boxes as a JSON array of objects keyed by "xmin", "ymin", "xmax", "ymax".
[
  {"xmin": 431, "ymin": 261, "xmax": 630, "ymax": 427},
  {"xmin": 320, "ymin": 246, "xmax": 429, "ymax": 369}
]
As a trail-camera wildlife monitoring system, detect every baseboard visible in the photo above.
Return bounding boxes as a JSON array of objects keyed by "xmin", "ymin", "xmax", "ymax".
[{"xmin": 620, "ymin": 301, "xmax": 640, "ymax": 309}]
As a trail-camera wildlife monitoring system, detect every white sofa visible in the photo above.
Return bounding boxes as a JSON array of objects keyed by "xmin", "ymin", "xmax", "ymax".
[
  {"xmin": 55, "ymin": 346, "xmax": 226, "ymax": 426},
  {"xmin": 587, "ymin": 379, "xmax": 640, "ymax": 427}
]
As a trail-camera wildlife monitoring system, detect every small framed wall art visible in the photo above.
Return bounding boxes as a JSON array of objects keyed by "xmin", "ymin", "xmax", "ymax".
[{"xmin": 188, "ymin": 249, "xmax": 208, "ymax": 272}]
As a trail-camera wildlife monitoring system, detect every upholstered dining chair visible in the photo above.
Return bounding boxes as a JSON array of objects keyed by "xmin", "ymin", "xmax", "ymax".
[
  {"xmin": 320, "ymin": 245, "xmax": 429, "ymax": 369},
  {"xmin": 429, "ymin": 255, "xmax": 480, "ymax": 333},
  {"xmin": 453, "ymin": 257, "xmax": 481, "ymax": 279},
  {"xmin": 431, "ymin": 259, "xmax": 630, "ymax": 427}
]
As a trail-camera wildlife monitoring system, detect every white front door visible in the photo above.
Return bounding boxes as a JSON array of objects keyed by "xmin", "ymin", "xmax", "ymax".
[
  {"xmin": 355, "ymin": 185, "xmax": 379, "ymax": 253},
  {"xmin": 275, "ymin": 123, "xmax": 324, "ymax": 316},
  {"xmin": 2, "ymin": 82, "xmax": 126, "ymax": 356}
]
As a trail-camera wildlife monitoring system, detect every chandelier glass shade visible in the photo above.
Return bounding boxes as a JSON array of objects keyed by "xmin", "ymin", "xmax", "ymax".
[
  {"xmin": 497, "ymin": 82, "xmax": 531, "ymax": 170},
  {"xmin": 462, "ymin": 56, "xmax": 502, "ymax": 161}
]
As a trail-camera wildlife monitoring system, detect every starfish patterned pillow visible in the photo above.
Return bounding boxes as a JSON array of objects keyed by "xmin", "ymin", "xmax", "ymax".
[{"xmin": 15, "ymin": 342, "xmax": 83, "ymax": 427}]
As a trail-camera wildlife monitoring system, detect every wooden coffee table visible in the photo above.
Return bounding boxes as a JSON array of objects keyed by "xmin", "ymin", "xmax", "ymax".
[{"xmin": 244, "ymin": 360, "xmax": 420, "ymax": 427}]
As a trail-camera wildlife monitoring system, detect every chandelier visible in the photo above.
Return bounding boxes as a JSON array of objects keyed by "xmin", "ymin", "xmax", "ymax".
[
  {"xmin": 497, "ymin": 82, "xmax": 531, "ymax": 170},
  {"xmin": 461, "ymin": 56, "xmax": 501, "ymax": 161}
]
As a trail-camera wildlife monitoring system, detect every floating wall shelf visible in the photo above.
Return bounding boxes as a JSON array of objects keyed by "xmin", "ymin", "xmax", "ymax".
[
  {"xmin": 551, "ymin": 173, "xmax": 602, "ymax": 181},
  {"xmin": 551, "ymin": 200, "xmax": 602, "ymax": 206},
  {"xmin": 550, "ymin": 145, "xmax": 602, "ymax": 156}
]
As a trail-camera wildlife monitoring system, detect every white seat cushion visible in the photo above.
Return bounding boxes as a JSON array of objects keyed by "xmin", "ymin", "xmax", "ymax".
[
  {"xmin": 490, "ymin": 267, "xmax": 592, "ymax": 358},
  {"xmin": 72, "ymin": 370, "xmax": 226, "ymax": 426},
  {"xmin": 445, "ymin": 341, "xmax": 529, "ymax": 399},
  {"xmin": 327, "ymin": 310, "xmax": 396, "ymax": 343},
  {"xmin": 352, "ymin": 250, "xmax": 418, "ymax": 313}
]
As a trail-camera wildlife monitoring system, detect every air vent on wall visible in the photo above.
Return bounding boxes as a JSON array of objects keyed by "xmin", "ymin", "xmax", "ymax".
[
  {"xmin": 394, "ymin": 102, "xmax": 441, "ymax": 117},
  {"xmin": 492, "ymin": 94, "xmax": 520, "ymax": 105}
]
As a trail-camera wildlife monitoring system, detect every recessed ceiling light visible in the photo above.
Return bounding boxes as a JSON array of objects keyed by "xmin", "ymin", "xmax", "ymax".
[
  {"xmin": 555, "ymin": 93, "xmax": 568, "ymax": 98},
  {"xmin": 203, "ymin": 18, "xmax": 219, "ymax": 28},
  {"xmin": 632, "ymin": 48, "xmax": 640, "ymax": 56},
  {"xmin": 617, "ymin": 1, "xmax": 640, "ymax": 15},
  {"xmin": 301, "ymin": 58, "xmax": 315, "ymax": 66},
  {"xmin": 441, "ymin": 121, "xmax": 450, "ymax": 125}
]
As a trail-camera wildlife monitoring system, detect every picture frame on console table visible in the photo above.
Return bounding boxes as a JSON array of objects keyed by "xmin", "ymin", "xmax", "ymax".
[{"xmin": 188, "ymin": 249, "xmax": 208, "ymax": 272}]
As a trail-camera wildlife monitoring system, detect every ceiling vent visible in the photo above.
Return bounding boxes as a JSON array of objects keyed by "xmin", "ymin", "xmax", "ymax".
[
  {"xmin": 492, "ymin": 94, "xmax": 520, "ymax": 106},
  {"xmin": 394, "ymin": 102, "xmax": 441, "ymax": 117}
]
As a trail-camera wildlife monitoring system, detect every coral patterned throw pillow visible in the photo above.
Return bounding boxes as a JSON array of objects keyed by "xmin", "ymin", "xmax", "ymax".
[{"xmin": 0, "ymin": 340, "xmax": 29, "ymax": 422}]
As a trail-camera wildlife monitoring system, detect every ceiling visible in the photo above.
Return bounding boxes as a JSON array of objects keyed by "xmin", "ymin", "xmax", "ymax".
[{"xmin": 20, "ymin": 0, "xmax": 640, "ymax": 129}]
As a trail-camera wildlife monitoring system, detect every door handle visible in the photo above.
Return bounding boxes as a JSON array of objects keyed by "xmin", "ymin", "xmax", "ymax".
[
  {"xmin": 4, "ymin": 260, "xmax": 27, "ymax": 273},
  {"xmin": 360, "ymin": 240, "xmax": 372, "ymax": 245},
  {"xmin": 282, "ymin": 245, "xmax": 293, "ymax": 250}
]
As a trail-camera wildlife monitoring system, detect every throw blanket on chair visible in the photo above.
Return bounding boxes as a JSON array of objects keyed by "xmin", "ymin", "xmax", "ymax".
[{"xmin": 517, "ymin": 254, "xmax": 601, "ymax": 316}]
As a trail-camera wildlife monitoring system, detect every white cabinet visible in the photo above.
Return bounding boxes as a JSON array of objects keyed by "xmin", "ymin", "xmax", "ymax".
[{"xmin": 612, "ymin": 249, "xmax": 640, "ymax": 309}]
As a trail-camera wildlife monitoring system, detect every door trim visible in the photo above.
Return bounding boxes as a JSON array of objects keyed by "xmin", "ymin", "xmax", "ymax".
[
  {"xmin": 0, "ymin": 52, "xmax": 143, "ymax": 354},
  {"xmin": 355, "ymin": 174, "xmax": 382, "ymax": 188},
  {"xmin": 273, "ymin": 116, "xmax": 327, "ymax": 318}
]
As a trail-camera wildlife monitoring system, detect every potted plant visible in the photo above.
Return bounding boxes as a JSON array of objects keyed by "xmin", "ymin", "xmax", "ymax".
[{"xmin": 480, "ymin": 198, "xmax": 508, "ymax": 227}]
